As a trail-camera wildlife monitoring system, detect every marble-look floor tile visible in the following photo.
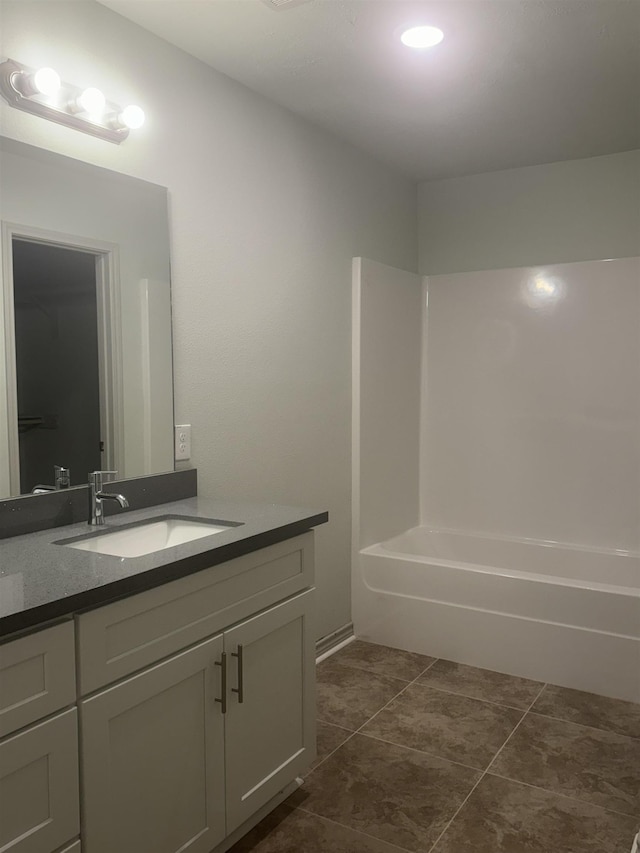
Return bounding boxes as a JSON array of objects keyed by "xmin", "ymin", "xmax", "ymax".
[
  {"xmin": 417, "ymin": 659, "xmax": 543, "ymax": 710},
  {"xmin": 328, "ymin": 641, "xmax": 436, "ymax": 682},
  {"xmin": 361, "ymin": 684, "xmax": 523, "ymax": 769},
  {"xmin": 316, "ymin": 659, "xmax": 406, "ymax": 730},
  {"xmin": 432, "ymin": 774, "xmax": 639, "ymax": 853},
  {"xmin": 491, "ymin": 712, "xmax": 640, "ymax": 816},
  {"xmin": 532, "ymin": 684, "xmax": 640, "ymax": 739},
  {"xmin": 228, "ymin": 803, "xmax": 411, "ymax": 852},
  {"xmin": 306, "ymin": 721, "xmax": 353, "ymax": 774},
  {"xmin": 299, "ymin": 732, "xmax": 480, "ymax": 852}
]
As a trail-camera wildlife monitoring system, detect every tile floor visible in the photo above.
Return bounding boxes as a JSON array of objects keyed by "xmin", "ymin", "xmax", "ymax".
[{"xmin": 230, "ymin": 640, "xmax": 640, "ymax": 853}]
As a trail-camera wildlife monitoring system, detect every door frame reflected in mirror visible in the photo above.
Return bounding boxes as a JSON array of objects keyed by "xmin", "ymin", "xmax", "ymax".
[{"xmin": 1, "ymin": 222, "xmax": 123, "ymax": 496}]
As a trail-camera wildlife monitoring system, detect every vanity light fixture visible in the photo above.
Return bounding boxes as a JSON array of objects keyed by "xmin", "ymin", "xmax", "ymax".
[{"xmin": 0, "ymin": 58, "xmax": 144, "ymax": 144}]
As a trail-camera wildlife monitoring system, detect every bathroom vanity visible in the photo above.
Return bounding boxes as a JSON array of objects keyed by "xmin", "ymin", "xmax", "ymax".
[{"xmin": 0, "ymin": 495, "xmax": 327, "ymax": 853}]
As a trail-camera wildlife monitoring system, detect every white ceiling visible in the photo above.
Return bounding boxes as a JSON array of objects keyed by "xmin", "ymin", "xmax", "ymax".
[{"xmin": 101, "ymin": 0, "xmax": 640, "ymax": 180}]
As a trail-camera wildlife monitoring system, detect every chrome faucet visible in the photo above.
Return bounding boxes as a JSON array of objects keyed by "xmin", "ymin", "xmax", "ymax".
[
  {"xmin": 55, "ymin": 465, "xmax": 71, "ymax": 489},
  {"xmin": 88, "ymin": 470, "xmax": 129, "ymax": 526},
  {"xmin": 32, "ymin": 465, "xmax": 71, "ymax": 494}
]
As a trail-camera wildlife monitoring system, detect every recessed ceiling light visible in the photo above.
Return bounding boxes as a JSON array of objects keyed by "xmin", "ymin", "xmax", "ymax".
[{"xmin": 400, "ymin": 26, "xmax": 444, "ymax": 49}]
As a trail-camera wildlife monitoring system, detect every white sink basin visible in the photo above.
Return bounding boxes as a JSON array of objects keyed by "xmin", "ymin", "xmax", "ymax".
[{"xmin": 63, "ymin": 517, "xmax": 237, "ymax": 558}]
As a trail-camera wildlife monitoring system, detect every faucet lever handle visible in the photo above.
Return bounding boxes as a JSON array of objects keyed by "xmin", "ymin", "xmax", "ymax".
[{"xmin": 88, "ymin": 470, "xmax": 119, "ymax": 488}]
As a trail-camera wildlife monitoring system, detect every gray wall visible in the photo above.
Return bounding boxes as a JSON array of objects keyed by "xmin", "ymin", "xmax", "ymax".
[
  {"xmin": 418, "ymin": 150, "xmax": 640, "ymax": 275},
  {"xmin": 0, "ymin": 0, "xmax": 417, "ymax": 640}
]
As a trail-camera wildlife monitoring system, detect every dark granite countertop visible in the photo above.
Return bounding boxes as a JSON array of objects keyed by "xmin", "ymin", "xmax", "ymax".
[{"xmin": 0, "ymin": 496, "xmax": 328, "ymax": 638}]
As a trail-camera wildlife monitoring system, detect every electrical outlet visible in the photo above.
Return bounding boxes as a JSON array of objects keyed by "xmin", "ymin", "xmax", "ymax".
[{"xmin": 174, "ymin": 424, "xmax": 191, "ymax": 461}]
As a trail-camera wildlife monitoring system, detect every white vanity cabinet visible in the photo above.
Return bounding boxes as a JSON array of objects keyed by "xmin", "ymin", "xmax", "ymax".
[
  {"xmin": 76, "ymin": 531, "xmax": 316, "ymax": 853},
  {"xmin": 0, "ymin": 529, "xmax": 316, "ymax": 853},
  {"xmin": 79, "ymin": 589, "xmax": 314, "ymax": 853},
  {"xmin": 0, "ymin": 623, "xmax": 80, "ymax": 853}
]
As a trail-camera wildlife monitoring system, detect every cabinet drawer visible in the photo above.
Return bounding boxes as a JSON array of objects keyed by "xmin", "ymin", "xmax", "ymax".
[
  {"xmin": 0, "ymin": 708, "xmax": 80, "ymax": 853},
  {"xmin": 77, "ymin": 532, "xmax": 314, "ymax": 694},
  {"xmin": 0, "ymin": 621, "xmax": 76, "ymax": 738}
]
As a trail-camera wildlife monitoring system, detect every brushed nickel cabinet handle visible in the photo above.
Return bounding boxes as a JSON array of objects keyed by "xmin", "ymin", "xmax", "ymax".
[
  {"xmin": 215, "ymin": 652, "xmax": 227, "ymax": 714},
  {"xmin": 231, "ymin": 644, "xmax": 244, "ymax": 704}
]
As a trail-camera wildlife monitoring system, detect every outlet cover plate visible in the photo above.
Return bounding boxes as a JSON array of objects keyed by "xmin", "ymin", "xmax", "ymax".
[{"xmin": 175, "ymin": 424, "xmax": 191, "ymax": 461}]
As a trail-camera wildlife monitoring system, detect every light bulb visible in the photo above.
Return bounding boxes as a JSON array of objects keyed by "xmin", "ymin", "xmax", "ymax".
[
  {"xmin": 78, "ymin": 87, "xmax": 106, "ymax": 115},
  {"xmin": 400, "ymin": 25, "xmax": 444, "ymax": 49},
  {"xmin": 121, "ymin": 104, "xmax": 145, "ymax": 129},
  {"xmin": 33, "ymin": 67, "xmax": 61, "ymax": 97}
]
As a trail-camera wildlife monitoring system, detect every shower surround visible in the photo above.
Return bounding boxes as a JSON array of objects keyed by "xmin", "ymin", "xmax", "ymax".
[{"xmin": 352, "ymin": 256, "xmax": 640, "ymax": 702}]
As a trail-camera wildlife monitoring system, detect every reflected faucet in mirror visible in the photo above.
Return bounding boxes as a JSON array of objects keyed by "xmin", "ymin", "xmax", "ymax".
[
  {"xmin": 88, "ymin": 470, "xmax": 129, "ymax": 526},
  {"xmin": 31, "ymin": 465, "xmax": 71, "ymax": 494}
]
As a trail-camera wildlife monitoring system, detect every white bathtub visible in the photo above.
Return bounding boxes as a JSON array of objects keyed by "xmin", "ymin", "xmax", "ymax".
[{"xmin": 353, "ymin": 527, "xmax": 640, "ymax": 702}]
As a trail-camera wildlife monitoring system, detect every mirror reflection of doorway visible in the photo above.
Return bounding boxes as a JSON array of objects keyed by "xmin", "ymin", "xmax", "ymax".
[{"xmin": 12, "ymin": 239, "xmax": 102, "ymax": 493}]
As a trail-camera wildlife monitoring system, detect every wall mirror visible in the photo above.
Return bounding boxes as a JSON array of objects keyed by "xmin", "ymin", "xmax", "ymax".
[{"xmin": 0, "ymin": 137, "xmax": 174, "ymax": 498}]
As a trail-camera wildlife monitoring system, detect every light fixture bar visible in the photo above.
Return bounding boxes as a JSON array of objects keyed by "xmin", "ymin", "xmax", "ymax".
[{"xmin": 0, "ymin": 59, "xmax": 138, "ymax": 144}]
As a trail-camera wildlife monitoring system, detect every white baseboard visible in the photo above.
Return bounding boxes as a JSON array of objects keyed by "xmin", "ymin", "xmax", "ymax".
[
  {"xmin": 316, "ymin": 635, "xmax": 355, "ymax": 664},
  {"xmin": 315, "ymin": 622, "xmax": 354, "ymax": 660}
]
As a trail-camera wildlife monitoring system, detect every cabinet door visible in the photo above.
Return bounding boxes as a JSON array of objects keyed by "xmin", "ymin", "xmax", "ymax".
[
  {"xmin": 0, "ymin": 708, "xmax": 79, "ymax": 853},
  {"xmin": 80, "ymin": 634, "xmax": 226, "ymax": 853},
  {"xmin": 224, "ymin": 589, "xmax": 315, "ymax": 833}
]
